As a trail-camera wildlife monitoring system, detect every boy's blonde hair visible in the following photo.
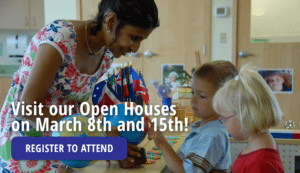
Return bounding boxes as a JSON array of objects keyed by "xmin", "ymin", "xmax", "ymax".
[
  {"xmin": 193, "ymin": 60, "xmax": 239, "ymax": 91},
  {"xmin": 213, "ymin": 64, "xmax": 283, "ymax": 134}
]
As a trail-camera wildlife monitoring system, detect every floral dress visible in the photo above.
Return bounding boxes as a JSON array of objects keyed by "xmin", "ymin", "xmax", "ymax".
[{"xmin": 0, "ymin": 19, "xmax": 114, "ymax": 173}]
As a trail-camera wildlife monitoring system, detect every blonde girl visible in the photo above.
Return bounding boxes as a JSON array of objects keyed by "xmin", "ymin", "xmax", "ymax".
[{"xmin": 213, "ymin": 64, "xmax": 284, "ymax": 173}]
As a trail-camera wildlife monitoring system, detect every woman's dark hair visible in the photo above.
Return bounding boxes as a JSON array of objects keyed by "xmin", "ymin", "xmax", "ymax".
[{"xmin": 90, "ymin": 0, "xmax": 160, "ymax": 35}]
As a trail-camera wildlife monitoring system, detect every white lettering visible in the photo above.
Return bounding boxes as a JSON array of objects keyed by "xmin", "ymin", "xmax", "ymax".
[
  {"xmin": 125, "ymin": 102, "xmax": 134, "ymax": 115},
  {"xmin": 11, "ymin": 102, "xmax": 21, "ymax": 115},
  {"xmin": 26, "ymin": 144, "xmax": 30, "ymax": 152},
  {"xmin": 80, "ymin": 144, "xmax": 113, "ymax": 153},
  {"xmin": 25, "ymin": 144, "xmax": 64, "ymax": 153},
  {"xmin": 80, "ymin": 102, "xmax": 90, "ymax": 116},
  {"xmin": 135, "ymin": 105, "xmax": 143, "ymax": 116},
  {"xmin": 36, "ymin": 118, "xmax": 49, "ymax": 131},
  {"xmin": 101, "ymin": 105, "xmax": 108, "ymax": 115}
]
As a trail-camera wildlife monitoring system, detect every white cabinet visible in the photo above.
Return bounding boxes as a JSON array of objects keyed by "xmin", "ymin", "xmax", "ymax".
[{"xmin": 0, "ymin": 0, "xmax": 44, "ymax": 30}]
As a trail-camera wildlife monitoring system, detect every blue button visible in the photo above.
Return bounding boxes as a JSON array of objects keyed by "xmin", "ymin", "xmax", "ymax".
[{"xmin": 11, "ymin": 137, "xmax": 127, "ymax": 160}]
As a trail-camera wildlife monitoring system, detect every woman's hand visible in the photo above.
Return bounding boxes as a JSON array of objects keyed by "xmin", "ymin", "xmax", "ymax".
[
  {"xmin": 118, "ymin": 144, "xmax": 143, "ymax": 168},
  {"xmin": 106, "ymin": 126, "xmax": 143, "ymax": 168},
  {"xmin": 57, "ymin": 165, "xmax": 73, "ymax": 173},
  {"xmin": 105, "ymin": 126, "xmax": 119, "ymax": 137}
]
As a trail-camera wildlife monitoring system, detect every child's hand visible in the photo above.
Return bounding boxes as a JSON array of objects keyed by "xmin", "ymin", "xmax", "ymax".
[{"xmin": 148, "ymin": 122, "xmax": 167, "ymax": 148}]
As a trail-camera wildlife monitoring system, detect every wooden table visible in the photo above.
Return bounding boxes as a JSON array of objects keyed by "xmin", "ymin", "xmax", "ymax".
[{"xmin": 73, "ymin": 130, "xmax": 189, "ymax": 173}]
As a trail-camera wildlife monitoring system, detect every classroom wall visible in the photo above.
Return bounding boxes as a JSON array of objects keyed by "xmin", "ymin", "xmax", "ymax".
[
  {"xmin": 211, "ymin": 0, "xmax": 234, "ymax": 62},
  {"xmin": 251, "ymin": 0, "xmax": 300, "ymax": 38},
  {"xmin": 44, "ymin": 0, "xmax": 77, "ymax": 25}
]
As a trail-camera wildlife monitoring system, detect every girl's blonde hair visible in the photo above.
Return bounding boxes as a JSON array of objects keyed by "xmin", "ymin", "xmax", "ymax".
[{"xmin": 213, "ymin": 63, "xmax": 283, "ymax": 134}]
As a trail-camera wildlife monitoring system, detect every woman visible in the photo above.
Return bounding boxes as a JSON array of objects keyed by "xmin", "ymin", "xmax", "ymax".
[{"xmin": 0, "ymin": 0, "xmax": 159, "ymax": 172}]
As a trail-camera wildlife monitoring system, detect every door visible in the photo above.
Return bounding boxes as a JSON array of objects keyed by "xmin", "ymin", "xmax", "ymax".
[
  {"xmin": 142, "ymin": 0, "xmax": 211, "ymax": 106},
  {"xmin": 236, "ymin": 0, "xmax": 300, "ymax": 129}
]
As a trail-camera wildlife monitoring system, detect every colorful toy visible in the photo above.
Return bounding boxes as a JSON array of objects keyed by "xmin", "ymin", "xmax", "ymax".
[
  {"xmin": 146, "ymin": 158, "xmax": 156, "ymax": 164},
  {"xmin": 153, "ymin": 146, "xmax": 160, "ymax": 150},
  {"xmin": 145, "ymin": 136, "xmax": 181, "ymax": 164}
]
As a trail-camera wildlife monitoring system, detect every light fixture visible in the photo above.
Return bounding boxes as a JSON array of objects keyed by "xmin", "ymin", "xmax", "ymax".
[
  {"xmin": 128, "ymin": 51, "xmax": 141, "ymax": 58},
  {"xmin": 144, "ymin": 50, "xmax": 157, "ymax": 58}
]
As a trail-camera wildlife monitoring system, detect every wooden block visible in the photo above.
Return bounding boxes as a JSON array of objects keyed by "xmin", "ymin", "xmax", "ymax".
[
  {"xmin": 180, "ymin": 99, "xmax": 191, "ymax": 107},
  {"xmin": 192, "ymin": 116, "xmax": 201, "ymax": 123},
  {"xmin": 185, "ymin": 112, "xmax": 194, "ymax": 125},
  {"xmin": 185, "ymin": 107, "xmax": 193, "ymax": 112},
  {"xmin": 173, "ymin": 109, "xmax": 186, "ymax": 122},
  {"xmin": 178, "ymin": 87, "xmax": 192, "ymax": 99},
  {"xmin": 171, "ymin": 100, "xmax": 181, "ymax": 107},
  {"xmin": 186, "ymin": 112, "xmax": 194, "ymax": 119},
  {"xmin": 188, "ymin": 117, "xmax": 194, "ymax": 125},
  {"xmin": 172, "ymin": 108, "xmax": 196, "ymax": 125},
  {"xmin": 171, "ymin": 114, "xmax": 177, "ymax": 122},
  {"xmin": 175, "ymin": 106, "xmax": 185, "ymax": 110}
]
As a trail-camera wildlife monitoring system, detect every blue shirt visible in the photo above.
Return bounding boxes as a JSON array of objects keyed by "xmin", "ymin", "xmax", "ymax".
[{"xmin": 179, "ymin": 120, "xmax": 231, "ymax": 173}]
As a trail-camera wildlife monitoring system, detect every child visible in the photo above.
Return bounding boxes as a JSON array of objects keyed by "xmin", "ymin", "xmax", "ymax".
[
  {"xmin": 213, "ymin": 64, "xmax": 284, "ymax": 172},
  {"xmin": 148, "ymin": 61, "xmax": 238, "ymax": 173},
  {"xmin": 261, "ymin": 70, "xmax": 292, "ymax": 92},
  {"xmin": 167, "ymin": 71, "xmax": 181, "ymax": 91}
]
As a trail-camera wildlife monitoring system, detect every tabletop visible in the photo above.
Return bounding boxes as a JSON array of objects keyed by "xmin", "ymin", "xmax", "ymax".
[{"xmin": 72, "ymin": 130, "xmax": 189, "ymax": 173}]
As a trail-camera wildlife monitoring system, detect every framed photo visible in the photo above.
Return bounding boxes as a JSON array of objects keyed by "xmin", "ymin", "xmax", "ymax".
[
  {"xmin": 101, "ymin": 63, "xmax": 122, "ymax": 81},
  {"xmin": 162, "ymin": 64, "xmax": 185, "ymax": 92},
  {"xmin": 258, "ymin": 69, "xmax": 293, "ymax": 93}
]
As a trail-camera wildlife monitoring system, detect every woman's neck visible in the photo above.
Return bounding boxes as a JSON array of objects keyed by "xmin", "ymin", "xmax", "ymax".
[{"xmin": 87, "ymin": 24, "xmax": 106, "ymax": 52}]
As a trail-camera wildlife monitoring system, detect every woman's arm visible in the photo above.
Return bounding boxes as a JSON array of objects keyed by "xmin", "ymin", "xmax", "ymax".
[{"xmin": 20, "ymin": 44, "xmax": 63, "ymax": 122}]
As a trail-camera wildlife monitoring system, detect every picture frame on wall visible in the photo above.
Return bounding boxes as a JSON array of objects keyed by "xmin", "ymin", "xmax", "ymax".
[
  {"xmin": 258, "ymin": 69, "xmax": 294, "ymax": 93},
  {"xmin": 162, "ymin": 64, "xmax": 185, "ymax": 92}
]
